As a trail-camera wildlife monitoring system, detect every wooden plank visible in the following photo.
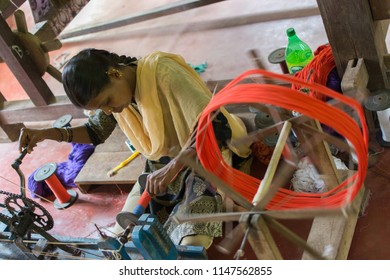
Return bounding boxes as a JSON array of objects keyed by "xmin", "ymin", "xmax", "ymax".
[
  {"xmin": 94, "ymin": 125, "xmax": 132, "ymax": 153},
  {"xmin": 0, "ymin": 96, "xmax": 84, "ymax": 124},
  {"xmin": 74, "ymin": 126, "xmax": 146, "ymax": 193},
  {"xmin": 74, "ymin": 151, "xmax": 146, "ymax": 193},
  {"xmin": 369, "ymin": 0, "xmax": 390, "ymax": 20},
  {"xmin": 0, "ymin": 14, "xmax": 54, "ymax": 106},
  {"xmin": 317, "ymin": 0, "xmax": 389, "ymax": 91},
  {"xmin": 302, "ymin": 186, "xmax": 368, "ymax": 259}
]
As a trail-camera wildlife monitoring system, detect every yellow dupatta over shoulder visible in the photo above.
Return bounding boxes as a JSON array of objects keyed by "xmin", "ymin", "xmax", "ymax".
[{"xmin": 114, "ymin": 51, "xmax": 251, "ymax": 161}]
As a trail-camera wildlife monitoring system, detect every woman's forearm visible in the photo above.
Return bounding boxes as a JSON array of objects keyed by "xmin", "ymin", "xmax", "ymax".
[{"xmin": 52, "ymin": 125, "xmax": 93, "ymax": 144}]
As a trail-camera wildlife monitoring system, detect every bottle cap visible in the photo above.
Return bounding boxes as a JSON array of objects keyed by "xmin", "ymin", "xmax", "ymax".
[{"xmin": 286, "ymin": 28, "xmax": 295, "ymax": 37}]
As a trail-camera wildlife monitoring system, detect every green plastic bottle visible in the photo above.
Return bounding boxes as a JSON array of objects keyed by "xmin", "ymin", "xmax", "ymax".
[{"xmin": 285, "ymin": 28, "xmax": 314, "ymax": 74}]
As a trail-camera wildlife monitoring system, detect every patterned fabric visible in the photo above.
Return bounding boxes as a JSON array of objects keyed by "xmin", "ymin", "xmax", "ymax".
[
  {"xmin": 85, "ymin": 109, "xmax": 117, "ymax": 145},
  {"xmin": 142, "ymin": 160, "xmax": 223, "ymax": 244}
]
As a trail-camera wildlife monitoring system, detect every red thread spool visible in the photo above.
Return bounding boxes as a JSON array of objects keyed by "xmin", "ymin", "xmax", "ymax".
[
  {"xmin": 34, "ymin": 162, "xmax": 78, "ymax": 210},
  {"xmin": 116, "ymin": 173, "xmax": 151, "ymax": 228}
]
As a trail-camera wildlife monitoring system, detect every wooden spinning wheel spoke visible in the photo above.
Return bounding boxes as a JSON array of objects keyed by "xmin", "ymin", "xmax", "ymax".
[
  {"xmin": 252, "ymin": 120, "xmax": 293, "ymax": 208},
  {"xmin": 14, "ymin": 9, "xmax": 28, "ymax": 33}
]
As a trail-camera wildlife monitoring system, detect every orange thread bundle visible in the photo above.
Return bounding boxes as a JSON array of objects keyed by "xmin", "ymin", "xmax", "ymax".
[
  {"xmin": 196, "ymin": 69, "xmax": 368, "ymax": 210},
  {"xmin": 291, "ymin": 44, "xmax": 336, "ymax": 101}
]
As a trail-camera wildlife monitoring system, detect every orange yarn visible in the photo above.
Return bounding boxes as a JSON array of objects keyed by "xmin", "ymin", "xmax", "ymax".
[
  {"xmin": 291, "ymin": 44, "xmax": 336, "ymax": 101},
  {"xmin": 196, "ymin": 69, "xmax": 368, "ymax": 210}
]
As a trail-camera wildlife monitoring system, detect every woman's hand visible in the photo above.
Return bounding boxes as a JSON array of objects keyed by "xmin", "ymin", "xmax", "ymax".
[
  {"xmin": 146, "ymin": 147, "xmax": 197, "ymax": 196},
  {"xmin": 18, "ymin": 127, "xmax": 58, "ymax": 153}
]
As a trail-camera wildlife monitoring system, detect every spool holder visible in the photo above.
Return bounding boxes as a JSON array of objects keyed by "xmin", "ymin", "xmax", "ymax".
[
  {"xmin": 116, "ymin": 173, "xmax": 151, "ymax": 228},
  {"xmin": 268, "ymin": 47, "xmax": 288, "ymax": 74},
  {"xmin": 34, "ymin": 162, "xmax": 78, "ymax": 209},
  {"xmin": 364, "ymin": 90, "xmax": 390, "ymax": 147},
  {"xmin": 53, "ymin": 114, "xmax": 73, "ymax": 128}
]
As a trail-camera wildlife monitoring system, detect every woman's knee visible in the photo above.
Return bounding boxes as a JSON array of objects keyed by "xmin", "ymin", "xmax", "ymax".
[{"xmin": 179, "ymin": 235, "xmax": 214, "ymax": 249}]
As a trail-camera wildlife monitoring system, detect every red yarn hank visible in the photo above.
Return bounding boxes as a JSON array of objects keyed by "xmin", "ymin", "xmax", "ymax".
[
  {"xmin": 291, "ymin": 44, "xmax": 336, "ymax": 101},
  {"xmin": 196, "ymin": 69, "xmax": 368, "ymax": 211}
]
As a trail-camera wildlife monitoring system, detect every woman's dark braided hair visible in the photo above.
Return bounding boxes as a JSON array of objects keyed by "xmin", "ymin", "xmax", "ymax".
[{"xmin": 62, "ymin": 48, "xmax": 137, "ymax": 108}]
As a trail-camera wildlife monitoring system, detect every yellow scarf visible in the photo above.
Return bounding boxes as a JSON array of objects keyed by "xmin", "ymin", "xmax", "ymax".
[{"xmin": 114, "ymin": 51, "xmax": 251, "ymax": 160}]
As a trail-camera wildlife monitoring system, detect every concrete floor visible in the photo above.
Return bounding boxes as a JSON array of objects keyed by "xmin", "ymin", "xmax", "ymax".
[{"xmin": 0, "ymin": 0, "xmax": 389, "ymax": 260}]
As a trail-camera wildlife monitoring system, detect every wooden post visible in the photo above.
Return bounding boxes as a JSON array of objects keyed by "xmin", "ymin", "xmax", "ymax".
[
  {"xmin": 317, "ymin": 0, "xmax": 389, "ymax": 91},
  {"xmin": 369, "ymin": 0, "xmax": 390, "ymax": 20},
  {"xmin": 0, "ymin": 14, "xmax": 54, "ymax": 106}
]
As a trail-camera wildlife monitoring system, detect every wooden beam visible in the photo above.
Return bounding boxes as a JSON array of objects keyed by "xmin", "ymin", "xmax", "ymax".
[
  {"xmin": 0, "ymin": 0, "xmax": 26, "ymax": 19},
  {"xmin": 59, "ymin": 0, "xmax": 226, "ymax": 40},
  {"xmin": 0, "ymin": 96, "xmax": 85, "ymax": 124},
  {"xmin": 34, "ymin": 0, "xmax": 90, "ymax": 42},
  {"xmin": 0, "ymin": 122, "xmax": 24, "ymax": 142},
  {"xmin": 0, "ymin": 14, "xmax": 55, "ymax": 106},
  {"xmin": 369, "ymin": 0, "xmax": 390, "ymax": 20},
  {"xmin": 317, "ymin": 0, "xmax": 389, "ymax": 91}
]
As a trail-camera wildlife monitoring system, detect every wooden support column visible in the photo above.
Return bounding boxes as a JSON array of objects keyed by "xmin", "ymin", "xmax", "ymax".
[
  {"xmin": 0, "ymin": 14, "xmax": 54, "ymax": 106},
  {"xmin": 316, "ymin": 0, "xmax": 389, "ymax": 92}
]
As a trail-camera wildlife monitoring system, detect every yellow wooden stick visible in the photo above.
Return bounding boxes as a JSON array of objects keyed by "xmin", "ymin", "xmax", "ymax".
[{"xmin": 107, "ymin": 151, "xmax": 140, "ymax": 177}]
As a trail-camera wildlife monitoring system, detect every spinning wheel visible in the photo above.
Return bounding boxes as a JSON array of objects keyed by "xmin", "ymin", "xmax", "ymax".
[
  {"xmin": 5, "ymin": 193, "xmax": 54, "ymax": 232},
  {"xmin": 176, "ymin": 68, "xmax": 369, "ymax": 259},
  {"xmin": 12, "ymin": 10, "xmax": 63, "ymax": 82}
]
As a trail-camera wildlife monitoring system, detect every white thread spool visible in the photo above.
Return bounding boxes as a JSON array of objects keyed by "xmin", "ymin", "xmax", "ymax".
[
  {"xmin": 364, "ymin": 90, "xmax": 390, "ymax": 147},
  {"xmin": 377, "ymin": 108, "xmax": 390, "ymax": 142}
]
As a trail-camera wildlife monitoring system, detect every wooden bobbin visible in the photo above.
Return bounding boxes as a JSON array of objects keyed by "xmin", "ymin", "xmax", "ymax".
[
  {"xmin": 364, "ymin": 89, "xmax": 390, "ymax": 147},
  {"xmin": 53, "ymin": 114, "xmax": 73, "ymax": 128},
  {"xmin": 268, "ymin": 47, "xmax": 288, "ymax": 74},
  {"xmin": 34, "ymin": 162, "xmax": 78, "ymax": 210},
  {"xmin": 116, "ymin": 173, "xmax": 151, "ymax": 227}
]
